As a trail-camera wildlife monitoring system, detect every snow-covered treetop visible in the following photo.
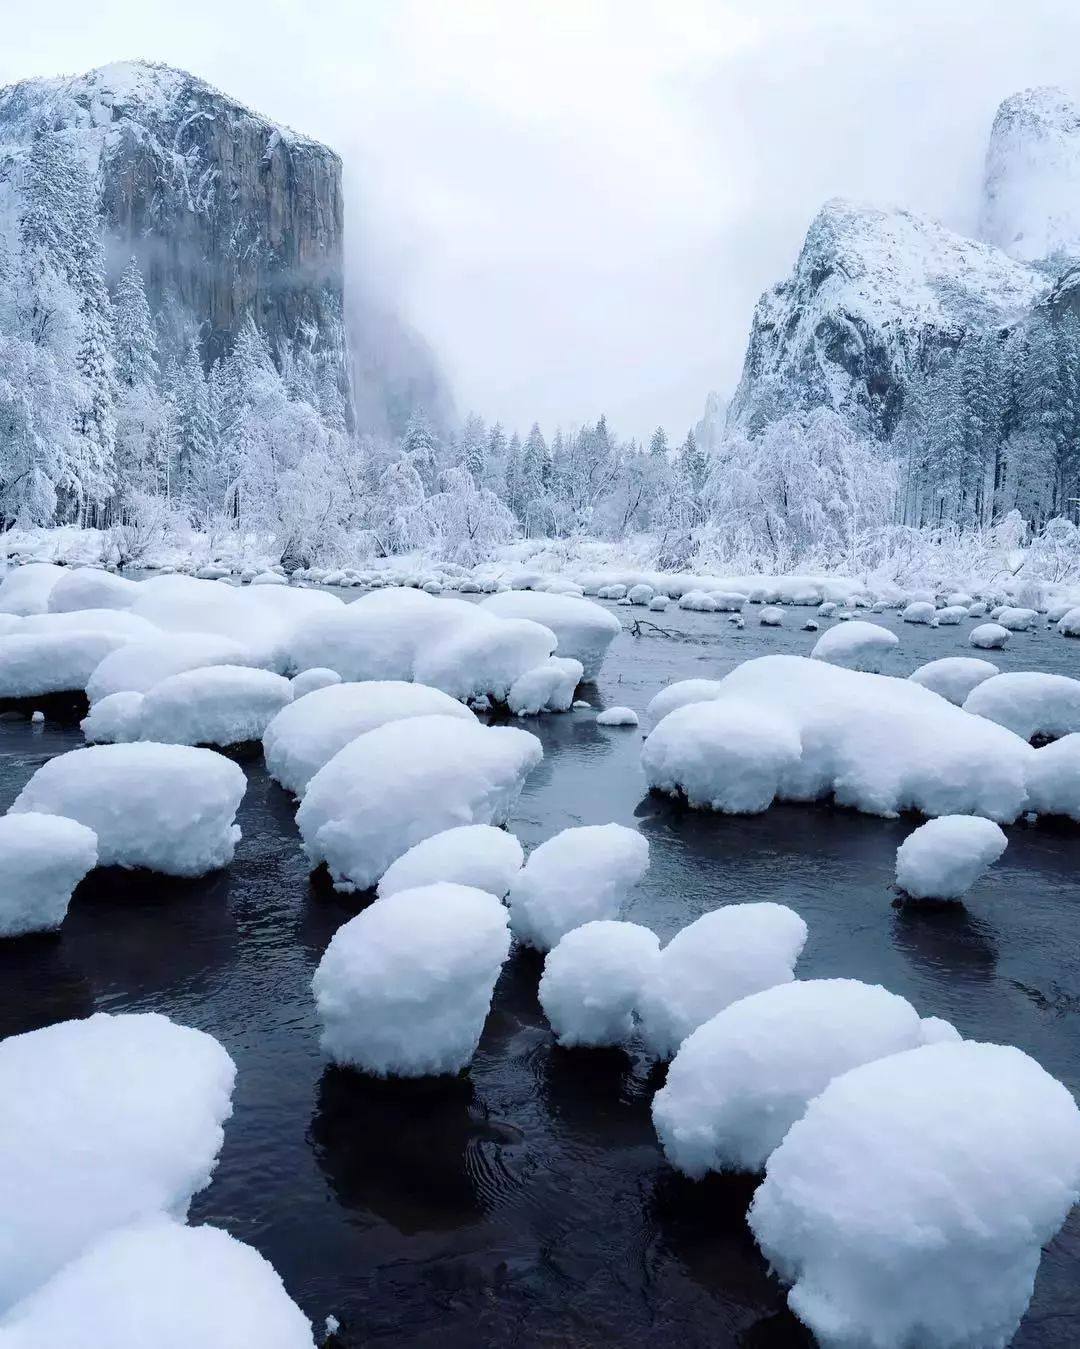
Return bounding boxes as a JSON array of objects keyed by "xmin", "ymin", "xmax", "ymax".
[{"xmin": 981, "ymin": 86, "xmax": 1080, "ymax": 265}]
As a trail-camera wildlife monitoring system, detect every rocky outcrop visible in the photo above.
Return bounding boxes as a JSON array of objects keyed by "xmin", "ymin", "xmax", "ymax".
[
  {"xmin": 980, "ymin": 87, "xmax": 1080, "ymax": 265},
  {"xmin": 0, "ymin": 61, "xmax": 349, "ymax": 400},
  {"xmin": 726, "ymin": 199, "xmax": 1046, "ymax": 440}
]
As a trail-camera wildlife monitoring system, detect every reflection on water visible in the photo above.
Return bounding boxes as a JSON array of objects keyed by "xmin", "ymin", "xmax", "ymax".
[{"xmin": 0, "ymin": 608, "xmax": 1078, "ymax": 1346}]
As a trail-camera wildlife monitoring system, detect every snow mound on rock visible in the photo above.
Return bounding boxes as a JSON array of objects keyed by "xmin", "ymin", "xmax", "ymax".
[
  {"xmin": 639, "ymin": 902, "xmax": 808, "ymax": 1059},
  {"xmin": 895, "ymin": 815, "xmax": 1008, "ymax": 900},
  {"xmin": 1058, "ymin": 606, "xmax": 1080, "ymax": 637},
  {"xmin": 644, "ymin": 678, "xmax": 725, "ymax": 726},
  {"xmin": 908, "ymin": 656, "xmax": 999, "ymax": 705},
  {"xmin": 0, "ymin": 1217, "xmax": 315, "ymax": 1349},
  {"xmin": 810, "ymin": 620, "xmax": 898, "ymax": 672},
  {"xmin": 0, "ymin": 631, "xmax": 129, "ymax": 698},
  {"xmin": 643, "ymin": 699, "xmax": 802, "ymax": 814},
  {"xmin": 539, "ymin": 920, "xmax": 659, "ymax": 1047},
  {"xmin": 81, "ymin": 691, "xmax": 145, "ymax": 744},
  {"xmin": 902, "ymin": 600, "xmax": 937, "ymax": 624},
  {"xmin": 653, "ymin": 979, "xmax": 925, "ymax": 1177},
  {"xmin": 508, "ymin": 823, "xmax": 649, "ymax": 952},
  {"xmin": 970, "ymin": 621, "xmax": 1010, "ymax": 649},
  {"xmin": 647, "ymin": 655, "xmax": 1034, "ymax": 822},
  {"xmin": 996, "ymin": 605, "xmax": 1038, "ymax": 631},
  {"xmin": 478, "ymin": 591, "xmax": 621, "ymax": 680},
  {"xmin": 963, "ymin": 670, "xmax": 1080, "ymax": 742},
  {"xmin": 86, "ymin": 632, "xmax": 254, "ymax": 703},
  {"xmin": 0, "ymin": 563, "xmax": 65, "ymax": 615},
  {"xmin": 0, "ymin": 1012, "xmax": 235, "ymax": 1310},
  {"xmin": 748, "ymin": 1040, "xmax": 1080, "ymax": 1349},
  {"xmin": 10, "ymin": 743, "xmax": 246, "ymax": 876},
  {"xmin": 312, "ymin": 882, "xmax": 510, "ymax": 1076},
  {"xmin": 507, "ymin": 656, "xmax": 583, "ymax": 715},
  {"xmin": 1026, "ymin": 734, "xmax": 1080, "ymax": 820},
  {"xmin": 298, "ymin": 715, "xmax": 542, "ymax": 891},
  {"xmin": 0, "ymin": 813, "xmax": 98, "ymax": 937},
  {"xmin": 289, "ymin": 667, "xmax": 341, "ymax": 698},
  {"xmin": 45, "ymin": 567, "xmax": 139, "ymax": 613},
  {"xmin": 263, "ymin": 681, "xmax": 475, "ymax": 798},
  {"xmin": 137, "ymin": 665, "xmax": 293, "ymax": 747},
  {"xmin": 596, "ymin": 705, "xmax": 639, "ymax": 727},
  {"xmin": 377, "ymin": 824, "xmax": 523, "ymax": 899},
  {"xmin": 21, "ymin": 609, "xmax": 158, "ymax": 640}
]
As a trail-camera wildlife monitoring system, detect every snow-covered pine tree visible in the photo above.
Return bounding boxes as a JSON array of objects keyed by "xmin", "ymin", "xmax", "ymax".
[{"xmin": 113, "ymin": 258, "xmax": 158, "ymax": 390}]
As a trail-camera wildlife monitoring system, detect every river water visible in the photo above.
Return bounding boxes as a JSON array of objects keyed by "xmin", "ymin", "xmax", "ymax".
[{"xmin": 0, "ymin": 603, "xmax": 1077, "ymax": 1347}]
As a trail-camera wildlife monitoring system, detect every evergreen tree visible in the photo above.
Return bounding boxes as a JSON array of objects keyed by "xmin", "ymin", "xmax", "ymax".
[
  {"xmin": 460, "ymin": 412, "xmax": 487, "ymax": 484},
  {"xmin": 113, "ymin": 258, "xmax": 158, "ymax": 390}
]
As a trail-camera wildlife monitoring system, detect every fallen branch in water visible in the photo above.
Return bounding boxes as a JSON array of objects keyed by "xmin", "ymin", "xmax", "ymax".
[{"xmin": 628, "ymin": 618, "xmax": 677, "ymax": 638}]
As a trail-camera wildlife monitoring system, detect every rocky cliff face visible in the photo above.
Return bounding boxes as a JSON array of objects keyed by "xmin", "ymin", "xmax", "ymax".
[
  {"xmin": 726, "ymin": 199, "xmax": 1046, "ymax": 439},
  {"xmin": 0, "ymin": 61, "xmax": 350, "ymax": 401},
  {"xmin": 980, "ymin": 87, "xmax": 1080, "ymax": 264}
]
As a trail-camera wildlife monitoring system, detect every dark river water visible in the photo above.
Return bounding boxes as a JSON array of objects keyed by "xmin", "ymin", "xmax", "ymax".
[{"xmin": 0, "ymin": 601, "xmax": 1078, "ymax": 1347}]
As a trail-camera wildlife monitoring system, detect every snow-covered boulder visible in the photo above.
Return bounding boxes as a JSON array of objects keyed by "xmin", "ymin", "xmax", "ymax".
[
  {"xmin": 507, "ymin": 656, "xmax": 584, "ymax": 715},
  {"xmin": 135, "ymin": 665, "xmax": 293, "ymax": 748},
  {"xmin": 627, "ymin": 584, "xmax": 654, "ymax": 606},
  {"xmin": 0, "ymin": 563, "xmax": 64, "ymax": 615},
  {"xmin": 0, "ymin": 1218, "xmax": 316, "ymax": 1349},
  {"xmin": 263, "ymin": 681, "xmax": 475, "ymax": 798},
  {"xmin": 652, "ymin": 979, "xmax": 926, "ymax": 1177},
  {"xmin": 508, "ymin": 823, "xmax": 649, "ymax": 952},
  {"xmin": 0, "ymin": 631, "xmax": 128, "ymax": 700},
  {"xmin": 0, "ymin": 813, "xmax": 98, "ymax": 937},
  {"xmin": 678, "ymin": 590, "xmax": 717, "ymax": 612},
  {"xmin": 1026, "ymin": 735, "xmax": 1080, "ymax": 821},
  {"xmin": 894, "ymin": 815, "xmax": 1008, "ymax": 901},
  {"xmin": 0, "ymin": 1012, "xmax": 235, "ymax": 1310},
  {"xmin": 963, "ymin": 670, "xmax": 1080, "ymax": 742},
  {"xmin": 478, "ymin": 591, "xmax": 620, "ymax": 680},
  {"xmin": 648, "ymin": 594, "xmax": 670, "ymax": 612},
  {"xmin": 649, "ymin": 655, "xmax": 1033, "ymax": 822},
  {"xmin": 45, "ymin": 567, "xmax": 139, "ymax": 613},
  {"xmin": 538, "ymin": 920, "xmax": 659, "ymax": 1048},
  {"xmin": 935, "ymin": 605, "xmax": 968, "ymax": 625},
  {"xmin": 289, "ymin": 667, "xmax": 341, "ymax": 698},
  {"xmin": 80, "ymin": 691, "xmax": 145, "ymax": 744},
  {"xmin": 250, "ymin": 569, "xmax": 287, "ymax": 586},
  {"xmin": 639, "ymin": 903, "xmax": 808, "ymax": 1059},
  {"xmin": 970, "ymin": 621, "xmax": 1010, "ymax": 650},
  {"xmin": 644, "ymin": 678, "xmax": 724, "ymax": 726},
  {"xmin": 810, "ymin": 620, "xmax": 899, "ymax": 673},
  {"xmin": 10, "ymin": 743, "xmax": 246, "ymax": 876},
  {"xmin": 21, "ymin": 609, "xmax": 158, "ymax": 640},
  {"xmin": 902, "ymin": 600, "xmax": 937, "ymax": 624},
  {"xmin": 596, "ymin": 705, "xmax": 639, "ymax": 727},
  {"xmin": 748, "ymin": 1041, "xmax": 1080, "ymax": 1349},
  {"xmin": 642, "ymin": 699, "xmax": 802, "ymax": 814},
  {"xmin": 377, "ymin": 824, "xmax": 523, "ymax": 900},
  {"xmin": 85, "ymin": 632, "xmax": 254, "ymax": 703},
  {"xmin": 312, "ymin": 882, "xmax": 510, "ymax": 1076},
  {"xmin": 413, "ymin": 613, "xmax": 559, "ymax": 703},
  {"xmin": 996, "ymin": 605, "xmax": 1038, "ymax": 631},
  {"xmin": 298, "ymin": 715, "xmax": 541, "ymax": 891},
  {"xmin": 759, "ymin": 605, "xmax": 784, "ymax": 626},
  {"xmin": 908, "ymin": 656, "xmax": 999, "ymax": 705},
  {"xmin": 1058, "ymin": 606, "xmax": 1080, "ymax": 637}
]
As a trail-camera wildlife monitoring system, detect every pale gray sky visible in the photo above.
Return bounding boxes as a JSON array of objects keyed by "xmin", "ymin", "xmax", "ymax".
[{"xmin": 4, "ymin": 0, "xmax": 1080, "ymax": 438}]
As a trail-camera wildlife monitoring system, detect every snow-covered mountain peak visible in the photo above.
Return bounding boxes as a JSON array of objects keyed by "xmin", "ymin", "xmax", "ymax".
[
  {"xmin": 728, "ymin": 198, "xmax": 1046, "ymax": 438},
  {"xmin": 980, "ymin": 85, "xmax": 1080, "ymax": 263}
]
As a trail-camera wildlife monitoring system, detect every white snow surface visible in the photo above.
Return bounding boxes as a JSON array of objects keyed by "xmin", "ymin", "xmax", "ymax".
[
  {"xmin": 478, "ymin": 591, "xmax": 621, "ymax": 680},
  {"xmin": 963, "ymin": 670, "xmax": 1080, "ymax": 742},
  {"xmin": 10, "ymin": 743, "xmax": 246, "ymax": 875},
  {"xmin": 0, "ymin": 1012, "xmax": 235, "ymax": 1311},
  {"xmin": 895, "ymin": 815, "xmax": 1009, "ymax": 900},
  {"xmin": 539, "ymin": 920, "xmax": 660, "ymax": 1047},
  {"xmin": 507, "ymin": 656, "xmax": 583, "ymax": 715},
  {"xmin": 902, "ymin": 600, "xmax": 937, "ymax": 624},
  {"xmin": 20, "ymin": 609, "xmax": 158, "ymax": 639},
  {"xmin": 652, "ymin": 979, "xmax": 926, "ymax": 1177},
  {"xmin": 298, "ymin": 715, "xmax": 542, "ymax": 891},
  {"xmin": 508, "ymin": 823, "xmax": 650, "ymax": 952},
  {"xmin": 263, "ymin": 681, "xmax": 475, "ymax": 798},
  {"xmin": 1026, "ymin": 735, "xmax": 1080, "ymax": 821},
  {"xmin": 377, "ymin": 824, "xmax": 523, "ymax": 900},
  {"xmin": 0, "ymin": 1217, "xmax": 315, "ymax": 1349},
  {"xmin": 970, "ymin": 622, "xmax": 1010, "ymax": 649},
  {"xmin": 0, "ymin": 564, "xmax": 65, "ymax": 615},
  {"xmin": 289, "ymin": 667, "xmax": 341, "ymax": 697},
  {"xmin": 0, "ymin": 813, "xmax": 98, "ymax": 937},
  {"xmin": 596, "ymin": 705, "xmax": 639, "ymax": 727},
  {"xmin": 1058, "ymin": 606, "xmax": 1080, "ymax": 637},
  {"xmin": 642, "ymin": 698, "xmax": 803, "ymax": 814},
  {"xmin": 748, "ymin": 1040, "xmax": 1080, "ymax": 1349},
  {"xmin": 908, "ymin": 656, "xmax": 999, "ymax": 705},
  {"xmin": 136, "ymin": 665, "xmax": 293, "ymax": 747},
  {"xmin": 644, "ymin": 678, "xmax": 725, "ymax": 727},
  {"xmin": 810, "ymin": 620, "xmax": 899, "ymax": 672},
  {"xmin": 80, "ymin": 691, "xmax": 145, "ymax": 744},
  {"xmin": 647, "ymin": 655, "xmax": 1035, "ymax": 822},
  {"xmin": 0, "ymin": 631, "xmax": 129, "ymax": 698},
  {"xmin": 312, "ymin": 883, "xmax": 511, "ymax": 1076},
  {"xmin": 997, "ymin": 605, "xmax": 1039, "ymax": 631},
  {"xmin": 85, "ymin": 632, "xmax": 255, "ymax": 703},
  {"xmin": 45, "ymin": 567, "xmax": 139, "ymax": 613},
  {"xmin": 639, "ymin": 903, "xmax": 809, "ymax": 1059}
]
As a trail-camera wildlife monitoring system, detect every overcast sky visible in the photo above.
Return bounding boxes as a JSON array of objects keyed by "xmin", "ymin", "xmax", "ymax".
[{"xmin": 5, "ymin": 0, "xmax": 1080, "ymax": 438}]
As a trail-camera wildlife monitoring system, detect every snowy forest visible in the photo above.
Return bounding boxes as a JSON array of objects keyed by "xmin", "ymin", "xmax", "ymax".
[{"xmin": 3, "ymin": 125, "xmax": 1080, "ymax": 582}]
